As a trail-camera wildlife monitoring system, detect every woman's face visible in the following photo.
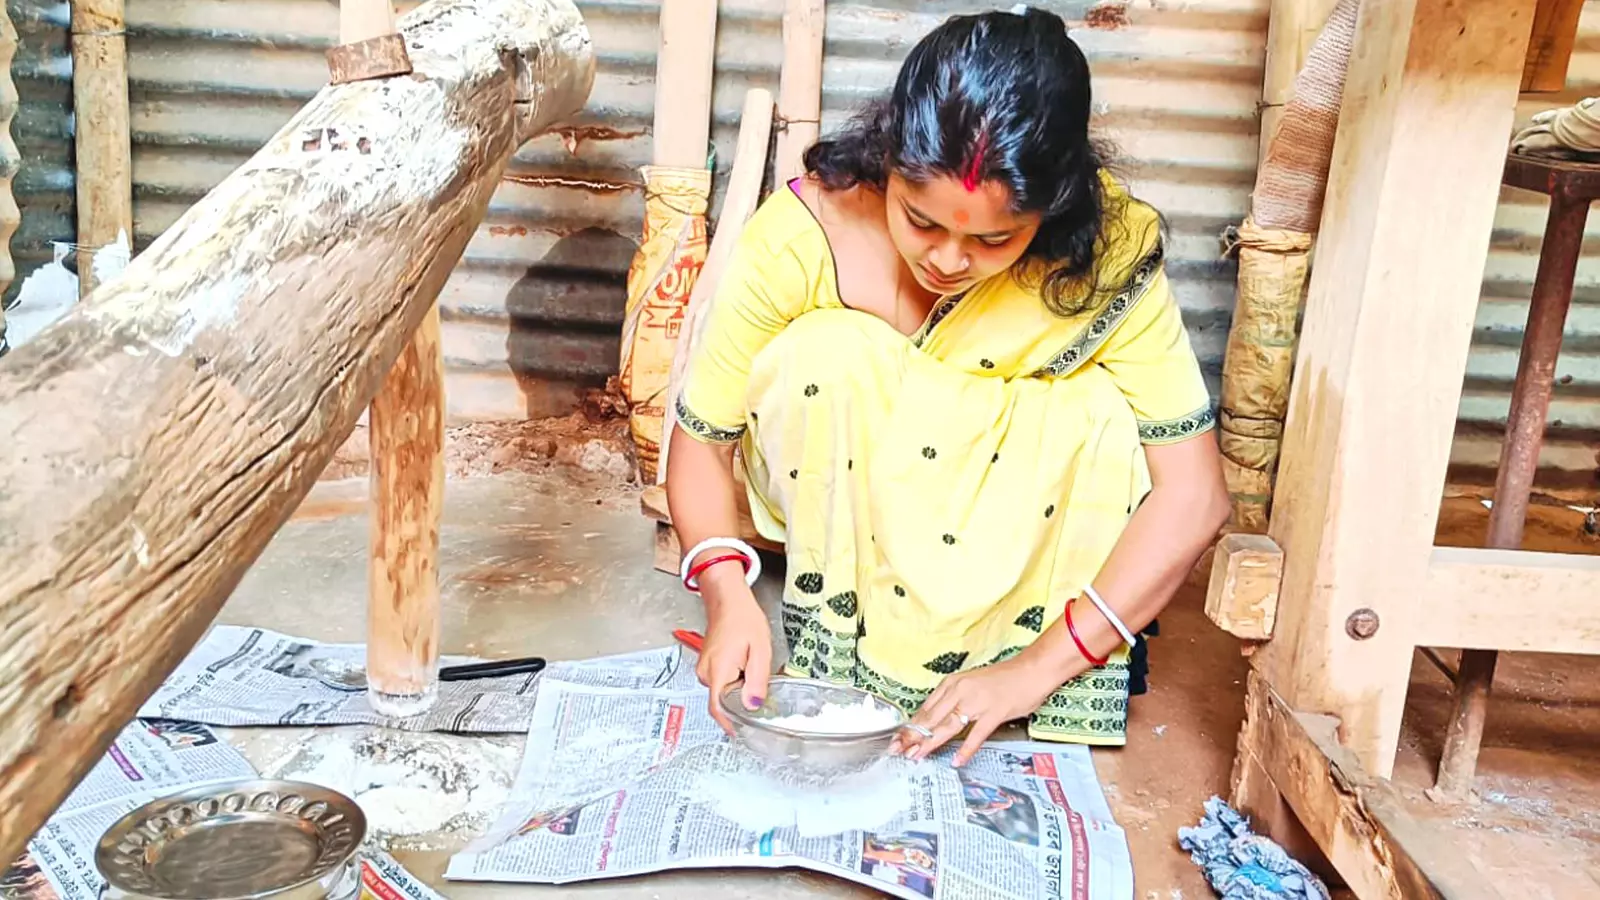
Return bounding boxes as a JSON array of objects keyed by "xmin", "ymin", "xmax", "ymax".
[{"xmin": 885, "ymin": 171, "xmax": 1042, "ymax": 296}]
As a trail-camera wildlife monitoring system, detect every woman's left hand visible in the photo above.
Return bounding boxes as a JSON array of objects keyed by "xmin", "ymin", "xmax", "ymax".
[{"xmin": 892, "ymin": 654, "xmax": 1063, "ymax": 767}]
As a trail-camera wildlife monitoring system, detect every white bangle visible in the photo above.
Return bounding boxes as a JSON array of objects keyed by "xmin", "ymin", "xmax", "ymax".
[
  {"xmin": 1082, "ymin": 584, "xmax": 1138, "ymax": 649},
  {"xmin": 679, "ymin": 537, "xmax": 762, "ymax": 589}
]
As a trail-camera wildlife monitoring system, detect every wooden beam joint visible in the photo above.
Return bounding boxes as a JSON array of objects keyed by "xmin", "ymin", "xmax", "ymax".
[{"xmin": 327, "ymin": 33, "xmax": 414, "ymax": 84}]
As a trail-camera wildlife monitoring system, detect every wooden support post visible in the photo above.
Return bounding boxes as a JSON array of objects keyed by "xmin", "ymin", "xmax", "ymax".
[
  {"xmin": 1520, "ymin": 0, "xmax": 1584, "ymax": 92},
  {"xmin": 367, "ymin": 304, "xmax": 445, "ymax": 717},
  {"xmin": 1431, "ymin": 175, "xmax": 1589, "ymax": 799},
  {"xmin": 1205, "ymin": 533, "xmax": 1283, "ymax": 641},
  {"xmin": 651, "ymin": 0, "xmax": 718, "ymax": 170},
  {"xmin": 328, "ymin": 0, "xmax": 413, "ymax": 85},
  {"xmin": 0, "ymin": 0, "xmax": 594, "ymax": 864},
  {"xmin": 71, "ymin": 0, "xmax": 133, "ymax": 298},
  {"xmin": 1257, "ymin": 0, "xmax": 1537, "ymax": 778},
  {"xmin": 775, "ymin": 0, "xmax": 825, "ymax": 182},
  {"xmin": 336, "ymin": 0, "xmax": 435, "ymax": 719},
  {"xmin": 619, "ymin": 0, "xmax": 717, "ymax": 483}
]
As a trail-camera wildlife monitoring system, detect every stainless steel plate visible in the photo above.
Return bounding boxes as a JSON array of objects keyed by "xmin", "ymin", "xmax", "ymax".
[{"xmin": 94, "ymin": 779, "xmax": 366, "ymax": 900}]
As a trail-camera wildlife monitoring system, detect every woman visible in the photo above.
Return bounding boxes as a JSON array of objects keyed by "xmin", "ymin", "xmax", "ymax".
[{"xmin": 665, "ymin": 7, "xmax": 1229, "ymax": 767}]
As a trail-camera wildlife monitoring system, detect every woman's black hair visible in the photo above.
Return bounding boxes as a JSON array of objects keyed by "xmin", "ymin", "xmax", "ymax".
[{"xmin": 802, "ymin": 6, "xmax": 1123, "ymax": 316}]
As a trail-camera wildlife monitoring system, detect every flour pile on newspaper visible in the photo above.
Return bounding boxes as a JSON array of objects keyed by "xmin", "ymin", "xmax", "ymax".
[
  {"xmin": 138, "ymin": 625, "xmax": 686, "ymax": 733},
  {"xmin": 1, "ymin": 719, "xmax": 444, "ymax": 900},
  {"xmin": 445, "ymin": 663, "xmax": 1136, "ymax": 899}
]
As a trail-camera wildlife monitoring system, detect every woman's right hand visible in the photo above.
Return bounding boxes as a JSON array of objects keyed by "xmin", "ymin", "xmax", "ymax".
[{"xmin": 695, "ymin": 565, "xmax": 773, "ymax": 734}]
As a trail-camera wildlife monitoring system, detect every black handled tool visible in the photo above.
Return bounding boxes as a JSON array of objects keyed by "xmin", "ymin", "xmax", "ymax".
[{"xmin": 438, "ymin": 656, "xmax": 547, "ymax": 682}]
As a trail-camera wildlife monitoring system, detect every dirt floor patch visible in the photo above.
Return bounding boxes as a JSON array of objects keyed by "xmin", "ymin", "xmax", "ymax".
[{"xmin": 322, "ymin": 379, "xmax": 636, "ymax": 484}]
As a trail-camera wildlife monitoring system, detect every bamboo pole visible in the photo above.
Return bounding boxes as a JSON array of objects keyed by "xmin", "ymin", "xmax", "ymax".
[
  {"xmin": 1219, "ymin": 0, "xmax": 1356, "ymax": 531},
  {"xmin": 621, "ymin": 0, "xmax": 719, "ymax": 483},
  {"xmin": 0, "ymin": 0, "xmax": 594, "ymax": 863},
  {"xmin": 775, "ymin": 0, "xmax": 824, "ymax": 182},
  {"xmin": 70, "ymin": 0, "xmax": 133, "ymax": 298},
  {"xmin": 651, "ymin": 0, "xmax": 718, "ymax": 169},
  {"xmin": 1257, "ymin": 0, "xmax": 1339, "ymax": 171}
]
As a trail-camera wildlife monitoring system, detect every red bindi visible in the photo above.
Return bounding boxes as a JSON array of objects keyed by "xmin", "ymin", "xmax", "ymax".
[{"xmin": 952, "ymin": 208, "xmax": 970, "ymax": 226}]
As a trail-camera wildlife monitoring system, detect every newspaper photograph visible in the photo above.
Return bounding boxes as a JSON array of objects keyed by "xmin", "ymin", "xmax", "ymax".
[
  {"xmin": 445, "ymin": 670, "xmax": 1134, "ymax": 900},
  {"xmin": 138, "ymin": 625, "xmax": 698, "ymax": 733},
  {"xmin": 1, "ymin": 718, "xmax": 257, "ymax": 900}
]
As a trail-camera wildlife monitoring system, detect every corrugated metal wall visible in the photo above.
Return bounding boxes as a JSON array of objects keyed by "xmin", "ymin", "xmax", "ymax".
[
  {"xmin": 4, "ymin": 0, "xmax": 1597, "ymax": 497},
  {"xmin": 1471, "ymin": 6, "xmax": 1600, "ymax": 499}
]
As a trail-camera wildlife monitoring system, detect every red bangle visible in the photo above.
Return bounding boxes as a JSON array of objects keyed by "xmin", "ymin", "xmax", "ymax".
[
  {"xmin": 1065, "ymin": 601, "xmax": 1108, "ymax": 667},
  {"xmin": 684, "ymin": 553, "xmax": 751, "ymax": 592}
]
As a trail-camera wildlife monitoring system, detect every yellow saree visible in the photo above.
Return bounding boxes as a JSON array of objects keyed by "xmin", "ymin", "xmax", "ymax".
[{"xmin": 675, "ymin": 172, "xmax": 1214, "ymax": 745}]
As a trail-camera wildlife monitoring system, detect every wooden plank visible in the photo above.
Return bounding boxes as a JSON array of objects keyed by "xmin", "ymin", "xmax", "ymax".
[
  {"xmin": 775, "ymin": 0, "xmax": 825, "ymax": 182},
  {"xmin": 1521, "ymin": 0, "xmax": 1584, "ymax": 93},
  {"xmin": 1205, "ymin": 533, "xmax": 1284, "ymax": 640},
  {"xmin": 367, "ymin": 304, "xmax": 445, "ymax": 715},
  {"xmin": 1257, "ymin": 0, "xmax": 1538, "ymax": 779},
  {"xmin": 0, "ymin": 0, "xmax": 595, "ymax": 864},
  {"xmin": 1235, "ymin": 672, "xmax": 1505, "ymax": 900},
  {"xmin": 70, "ymin": 0, "xmax": 132, "ymax": 298},
  {"xmin": 1418, "ymin": 546, "xmax": 1600, "ymax": 654}
]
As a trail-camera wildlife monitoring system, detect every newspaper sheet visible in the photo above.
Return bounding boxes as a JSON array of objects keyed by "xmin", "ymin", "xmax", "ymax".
[
  {"xmin": 1, "ymin": 721, "xmax": 452, "ymax": 900},
  {"xmin": 445, "ymin": 671, "xmax": 1135, "ymax": 900},
  {"xmin": 2, "ymin": 718, "xmax": 257, "ymax": 900},
  {"xmin": 138, "ymin": 625, "xmax": 695, "ymax": 733}
]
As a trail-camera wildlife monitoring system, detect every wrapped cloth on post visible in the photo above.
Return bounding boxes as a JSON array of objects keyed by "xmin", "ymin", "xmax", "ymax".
[{"xmin": 620, "ymin": 164, "xmax": 711, "ymax": 484}]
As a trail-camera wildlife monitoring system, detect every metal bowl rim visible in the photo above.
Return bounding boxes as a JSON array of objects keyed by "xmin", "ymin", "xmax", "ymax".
[
  {"xmin": 93, "ymin": 777, "xmax": 367, "ymax": 900},
  {"xmin": 719, "ymin": 676, "xmax": 907, "ymax": 742}
]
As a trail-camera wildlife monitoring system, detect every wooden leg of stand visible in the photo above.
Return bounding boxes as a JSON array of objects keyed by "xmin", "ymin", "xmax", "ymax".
[{"xmin": 367, "ymin": 304, "xmax": 444, "ymax": 717}]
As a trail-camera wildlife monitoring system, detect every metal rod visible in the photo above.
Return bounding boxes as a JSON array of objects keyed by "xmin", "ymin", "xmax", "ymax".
[{"xmin": 1432, "ymin": 184, "xmax": 1588, "ymax": 800}]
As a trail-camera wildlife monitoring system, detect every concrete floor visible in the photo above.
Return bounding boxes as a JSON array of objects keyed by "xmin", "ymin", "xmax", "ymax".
[{"xmin": 214, "ymin": 467, "xmax": 1251, "ymax": 898}]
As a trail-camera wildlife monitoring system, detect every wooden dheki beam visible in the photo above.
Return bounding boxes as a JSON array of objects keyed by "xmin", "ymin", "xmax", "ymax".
[
  {"xmin": 0, "ymin": 0, "xmax": 594, "ymax": 864},
  {"xmin": 1232, "ymin": 672, "xmax": 1504, "ymax": 900}
]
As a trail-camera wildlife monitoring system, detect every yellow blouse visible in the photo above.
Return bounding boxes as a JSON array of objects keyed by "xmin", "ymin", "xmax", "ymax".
[{"xmin": 676, "ymin": 171, "xmax": 1215, "ymax": 449}]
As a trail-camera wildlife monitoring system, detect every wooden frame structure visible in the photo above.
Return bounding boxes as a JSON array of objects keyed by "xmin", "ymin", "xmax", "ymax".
[
  {"xmin": 0, "ymin": 0, "xmax": 594, "ymax": 865},
  {"xmin": 1207, "ymin": 0, "xmax": 1596, "ymax": 895}
]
